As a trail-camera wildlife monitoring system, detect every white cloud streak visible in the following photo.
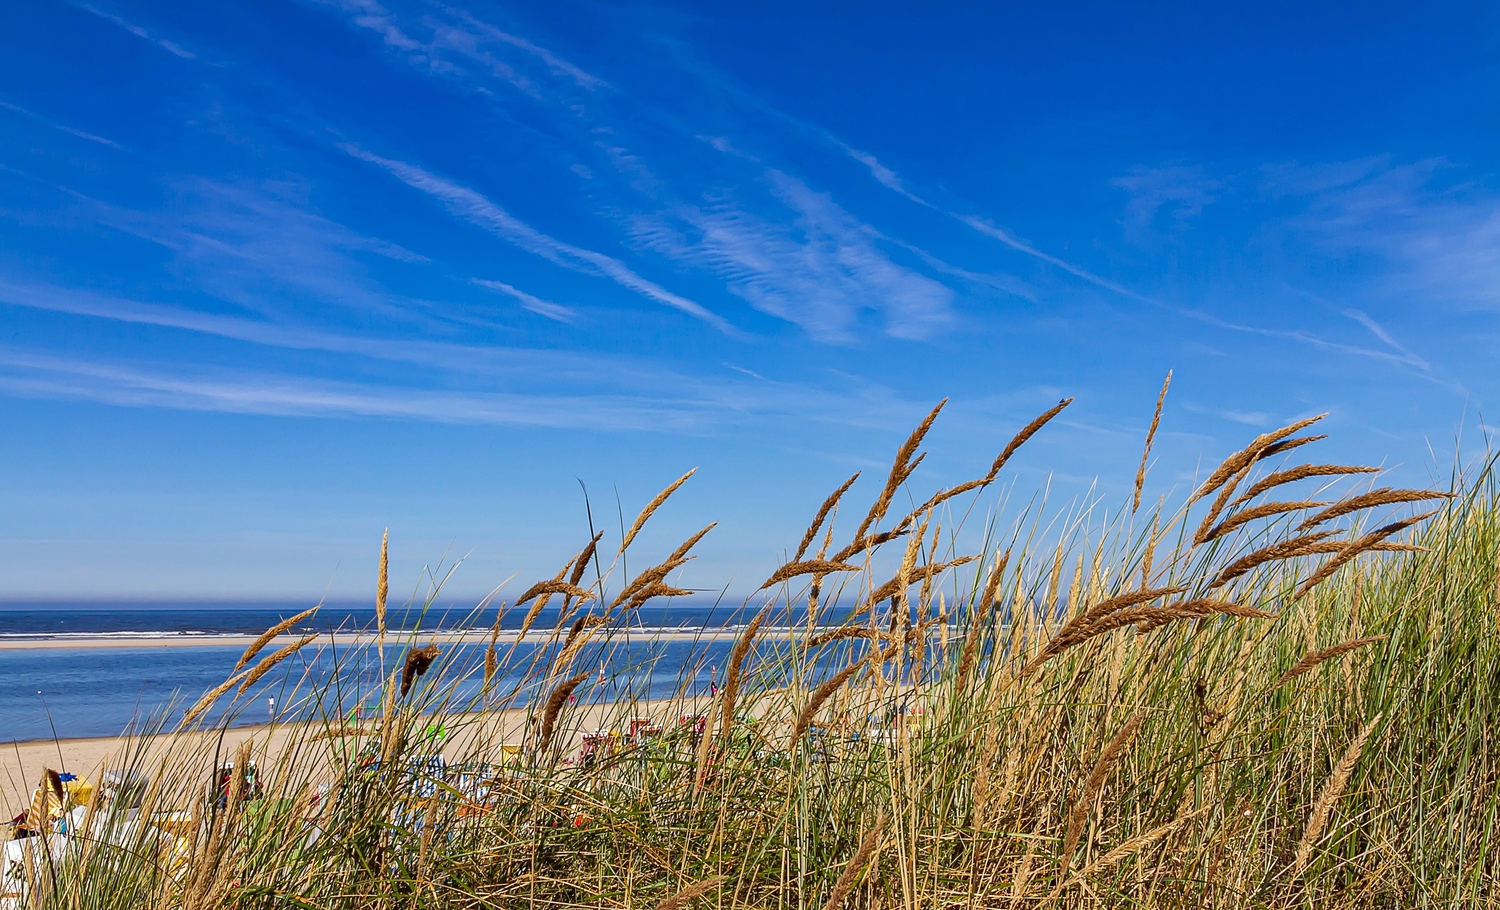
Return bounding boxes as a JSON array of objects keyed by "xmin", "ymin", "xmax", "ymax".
[
  {"xmin": 633, "ymin": 169, "xmax": 953, "ymax": 342},
  {"xmin": 328, "ymin": 0, "xmax": 605, "ymax": 99},
  {"xmin": 472, "ymin": 278, "xmax": 577, "ymax": 322},
  {"xmin": 0, "ymin": 348, "xmax": 707, "ymax": 431},
  {"xmin": 1111, "ymin": 164, "xmax": 1222, "ymax": 242},
  {"xmin": 837, "ymin": 163, "xmax": 1441, "ymax": 373},
  {"xmin": 343, "ymin": 144, "xmax": 731, "ymax": 331},
  {"xmin": 436, "ymin": 4, "xmax": 608, "ymax": 90},
  {"xmin": 63, "ymin": 178, "xmax": 433, "ymax": 323},
  {"xmin": 1270, "ymin": 159, "xmax": 1500, "ymax": 313},
  {"xmin": 958, "ymin": 215, "xmax": 1154, "ymax": 303},
  {"xmin": 77, "ymin": 3, "xmax": 195, "ymax": 58},
  {"xmin": 0, "ymin": 100, "xmax": 124, "ymax": 149},
  {"xmin": 0, "ymin": 338, "xmax": 926, "ymax": 437},
  {"xmin": 837, "ymin": 142, "xmax": 931, "ymax": 207},
  {"xmin": 0, "ymin": 277, "xmax": 657, "ymax": 385}
]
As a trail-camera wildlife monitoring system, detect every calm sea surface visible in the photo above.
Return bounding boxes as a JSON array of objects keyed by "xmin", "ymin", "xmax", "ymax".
[{"xmin": 0, "ymin": 600, "xmax": 781, "ymax": 742}]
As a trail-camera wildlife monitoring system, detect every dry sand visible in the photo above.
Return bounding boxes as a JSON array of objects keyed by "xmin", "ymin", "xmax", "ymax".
[{"xmin": 1, "ymin": 697, "xmax": 703, "ymax": 817}]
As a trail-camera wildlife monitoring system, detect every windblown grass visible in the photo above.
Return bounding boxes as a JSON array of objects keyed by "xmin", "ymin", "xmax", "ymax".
[{"xmin": 9, "ymin": 397, "xmax": 1500, "ymax": 909}]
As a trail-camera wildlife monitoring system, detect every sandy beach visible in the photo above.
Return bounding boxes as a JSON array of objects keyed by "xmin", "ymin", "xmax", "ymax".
[{"xmin": 1, "ymin": 696, "xmax": 699, "ymax": 816}]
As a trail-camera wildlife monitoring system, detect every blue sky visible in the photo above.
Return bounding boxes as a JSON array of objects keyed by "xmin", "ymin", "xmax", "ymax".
[{"xmin": 1, "ymin": 1, "xmax": 1496, "ymax": 599}]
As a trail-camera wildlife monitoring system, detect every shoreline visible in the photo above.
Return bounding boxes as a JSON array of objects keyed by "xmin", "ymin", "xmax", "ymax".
[{"xmin": 0, "ymin": 626, "xmax": 810, "ymax": 651}]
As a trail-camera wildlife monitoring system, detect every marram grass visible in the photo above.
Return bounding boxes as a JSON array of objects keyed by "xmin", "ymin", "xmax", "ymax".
[{"xmin": 9, "ymin": 399, "xmax": 1500, "ymax": 910}]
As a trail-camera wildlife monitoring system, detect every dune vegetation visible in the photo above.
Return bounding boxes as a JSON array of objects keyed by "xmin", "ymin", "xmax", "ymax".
[{"xmin": 7, "ymin": 389, "xmax": 1496, "ymax": 909}]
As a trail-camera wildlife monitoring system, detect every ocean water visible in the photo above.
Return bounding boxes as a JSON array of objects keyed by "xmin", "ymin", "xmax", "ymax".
[{"xmin": 0, "ymin": 600, "xmax": 782, "ymax": 742}]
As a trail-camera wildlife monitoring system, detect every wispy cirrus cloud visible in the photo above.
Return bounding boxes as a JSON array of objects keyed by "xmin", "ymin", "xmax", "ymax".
[
  {"xmin": 75, "ymin": 3, "xmax": 195, "ymax": 59},
  {"xmin": 436, "ymin": 3, "xmax": 608, "ymax": 91},
  {"xmin": 0, "ymin": 100, "xmax": 123, "ymax": 149},
  {"xmin": 836, "ymin": 142, "xmax": 931, "ymax": 207},
  {"xmin": 839, "ymin": 146, "xmax": 1449, "ymax": 375},
  {"xmin": 1266, "ymin": 158, "xmax": 1500, "ymax": 313},
  {"xmin": 343, "ymin": 144, "xmax": 731, "ymax": 332},
  {"xmin": 958, "ymin": 215, "xmax": 1152, "ymax": 302},
  {"xmin": 327, "ymin": 0, "xmax": 605, "ymax": 99},
  {"xmin": 0, "ymin": 348, "xmax": 711, "ymax": 431},
  {"xmin": 0, "ymin": 334, "xmax": 927, "ymax": 435},
  {"xmin": 0, "ymin": 277, "xmax": 704, "ymax": 391},
  {"xmin": 633, "ymin": 169, "xmax": 953, "ymax": 342},
  {"xmin": 472, "ymin": 279, "xmax": 577, "ymax": 323},
  {"xmin": 320, "ymin": 3, "xmax": 964, "ymax": 344},
  {"xmin": 66, "ymin": 177, "xmax": 433, "ymax": 323},
  {"xmin": 1112, "ymin": 164, "xmax": 1223, "ymax": 243}
]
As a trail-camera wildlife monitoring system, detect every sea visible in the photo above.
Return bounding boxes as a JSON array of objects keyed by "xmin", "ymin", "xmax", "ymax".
[{"xmin": 0, "ymin": 599, "xmax": 789, "ymax": 742}]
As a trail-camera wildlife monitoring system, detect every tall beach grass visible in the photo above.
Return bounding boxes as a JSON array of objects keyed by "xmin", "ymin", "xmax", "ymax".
[{"xmin": 7, "ymin": 395, "xmax": 1497, "ymax": 909}]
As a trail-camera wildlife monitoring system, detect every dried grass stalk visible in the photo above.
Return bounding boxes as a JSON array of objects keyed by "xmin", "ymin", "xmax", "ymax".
[
  {"xmin": 830, "ymin": 529, "xmax": 907, "ymax": 564},
  {"xmin": 1024, "ymin": 602, "xmax": 1209, "ymax": 675},
  {"xmin": 514, "ymin": 579, "xmax": 596, "ymax": 609},
  {"xmin": 760, "ymin": 559, "xmax": 862, "ymax": 590},
  {"xmin": 1197, "ymin": 499, "xmax": 1328, "ymax": 545},
  {"xmin": 1229, "ymin": 464, "xmax": 1381, "ymax": 509},
  {"xmin": 1058, "ymin": 710, "xmax": 1146, "ymax": 883},
  {"xmin": 1192, "ymin": 415, "xmax": 1326, "ymax": 504},
  {"xmin": 1209, "ymin": 531, "xmax": 1340, "ymax": 588},
  {"xmin": 1069, "ymin": 805, "xmax": 1214, "ymax": 886},
  {"xmin": 1293, "ymin": 714, "xmax": 1381, "ymax": 875},
  {"xmin": 1297, "ymin": 541, "xmax": 1428, "ymax": 557},
  {"xmin": 567, "ymin": 531, "xmax": 605, "ymax": 589},
  {"xmin": 956, "ymin": 550, "xmax": 1010, "ymax": 690},
  {"xmin": 1194, "ymin": 462, "xmax": 1255, "ymax": 546},
  {"xmin": 399, "ymin": 644, "xmax": 441, "ymax": 698},
  {"xmin": 515, "ymin": 567, "xmax": 569, "ymax": 642},
  {"xmin": 1034, "ymin": 584, "xmax": 1187, "ymax": 658},
  {"xmin": 654, "ymin": 875, "xmax": 727, "ymax": 910},
  {"xmin": 1045, "ymin": 542, "xmax": 1067, "ymax": 610},
  {"xmin": 537, "ymin": 671, "xmax": 590, "ymax": 753},
  {"xmin": 789, "ymin": 646, "xmax": 898, "ymax": 748},
  {"xmin": 720, "ymin": 607, "xmax": 769, "ymax": 740},
  {"xmin": 236, "ymin": 633, "xmax": 318, "ymax": 697},
  {"xmin": 804, "ymin": 627, "xmax": 881, "ymax": 650},
  {"xmin": 483, "ymin": 626, "xmax": 499, "ymax": 691},
  {"xmin": 988, "ymin": 398, "xmax": 1074, "ymax": 479},
  {"xmin": 561, "ymin": 616, "xmax": 587, "ymax": 651},
  {"xmin": 819, "ymin": 811, "xmax": 888, "ymax": 910},
  {"xmin": 1133, "ymin": 372, "xmax": 1171, "ymax": 514},
  {"xmin": 1139, "ymin": 513, "xmax": 1160, "ymax": 587},
  {"xmin": 551, "ymin": 622, "xmax": 598, "ymax": 676},
  {"xmin": 180, "ymin": 670, "xmax": 251, "ymax": 729},
  {"xmin": 1297, "ymin": 489, "xmax": 1451, "ymax": 531},
  {"xmin": 1132, "ymin": 598, "xmax": 1276, "ymax": 634},
  {"xmin": 1294, "ymin": 511, "xmax": 1437, "ymax": 598},
  {"xmin": 864, "ymin": 555, "xmax": 978, "ymax": 609},
  {"xmin": 626, "ymin": 583, "xmax": 693, "ymax": 610},
  {"xmin": 611, "ymin": 558, "xmax": 690, "ymax": 609},
  {"xmin": 668, "ymin": 523, "xmax": 717, "ymax": 563},
  {"xmin": 622, "ymin": 468, "xmax": 697, "ymax": 552},
  {"xmin": 234, "ymin": 606, "xmax": 318, "ymax": 672},
  {"xmin": 376, "ymin": 529, "xmax": 389, "ymax": 637},
  {"xmin": 1276, "ymin": 636, "xmax": 1386, "ymax": 687},
  {"xmin": 795, "ymin": 473, "xmax": 861, "ymax": 562},
  {"xmin": 853, "ymin": 400, "xmax": 946, "ymax": 544},
  {"xmin": 1260, "ymin": 433, "xmax": 1327, "ymax": 459},
  {"xmin": 912, "ymin": 398, "xmax": 1073, "ymax": 516}
]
